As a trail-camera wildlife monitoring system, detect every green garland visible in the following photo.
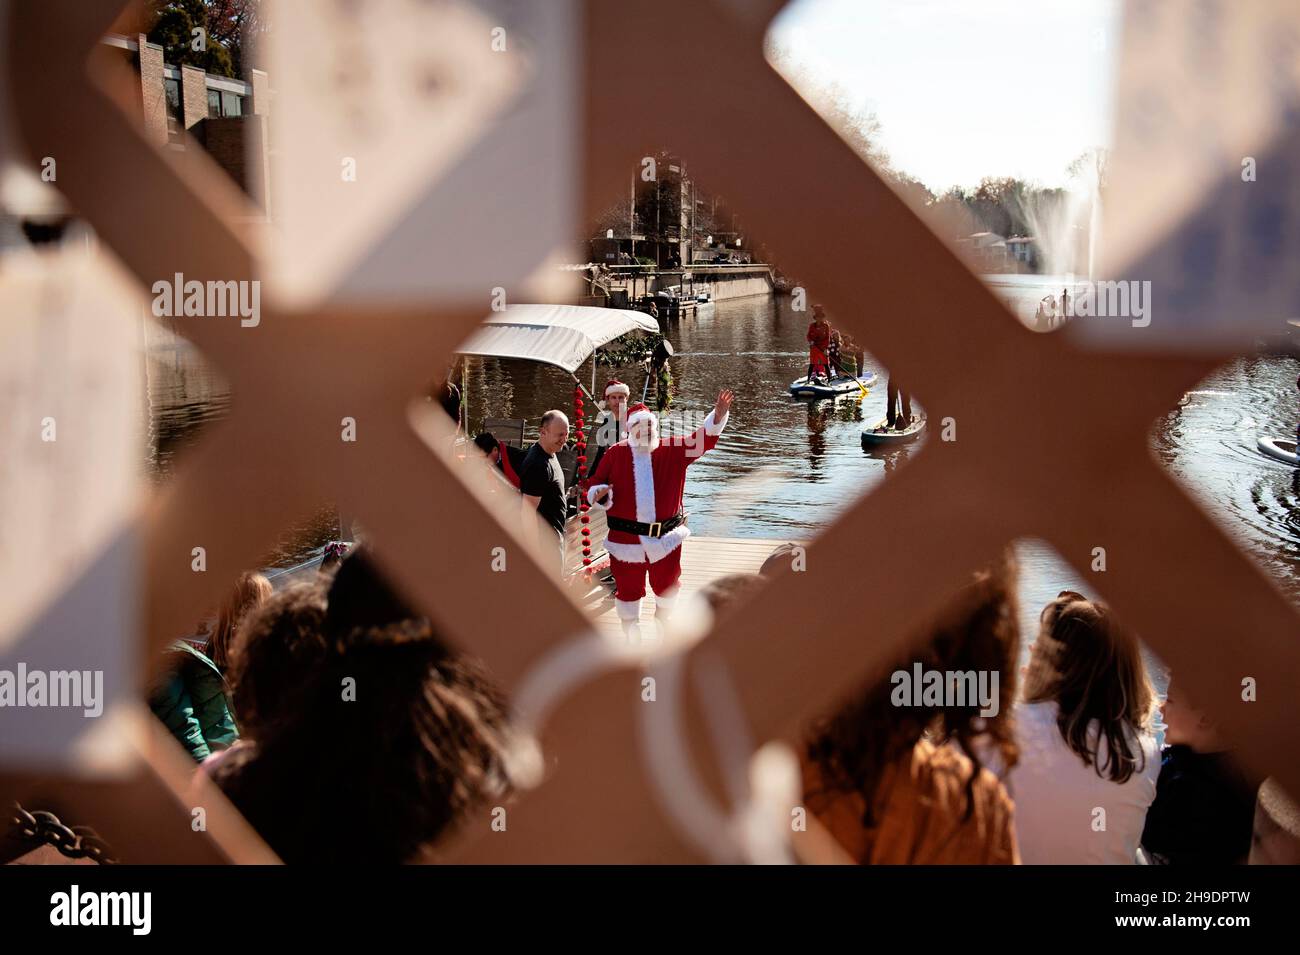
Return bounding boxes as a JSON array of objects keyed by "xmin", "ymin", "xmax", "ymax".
[
  {"xmin": 656, "ymin": 363, "xmax": 673, "ymax": 412},
  {"xmin": 595, "ymin": 332, "xmax": 674, "ymax": 410},
  {"xmin": 595, "ymin": 332, "xmax": 663, "ymax": 367}
]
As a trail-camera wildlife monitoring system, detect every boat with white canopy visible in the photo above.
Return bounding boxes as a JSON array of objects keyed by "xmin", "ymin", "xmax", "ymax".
[{"xmin": 457, "ymin": 304, "xmax": 668, "ymax": 595}]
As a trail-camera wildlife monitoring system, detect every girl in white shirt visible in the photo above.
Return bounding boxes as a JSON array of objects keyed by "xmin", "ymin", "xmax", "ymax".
[{"xmin": 1008, "ymin": 591, "xmax": 1160, "ymax": 864}]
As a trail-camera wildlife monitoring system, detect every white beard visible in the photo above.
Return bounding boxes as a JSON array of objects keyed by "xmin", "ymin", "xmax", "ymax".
[{"xmin": 628, "ymin": 425, "xmax": 659, "ymax": 454}]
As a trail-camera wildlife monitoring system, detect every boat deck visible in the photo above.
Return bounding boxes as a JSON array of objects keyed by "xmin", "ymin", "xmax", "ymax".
[{"xmin": 588, "ymin": 535, "xmax": 799, "ymax": 638}]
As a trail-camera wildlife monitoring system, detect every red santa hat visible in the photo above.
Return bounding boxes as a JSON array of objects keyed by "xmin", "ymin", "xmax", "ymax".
[
  {"xmin": 625, "ymin": 402, "xmax": 655, "ymax": 428},
  {"xmin": 604, "ymin": 378, "xmax": 630, "ymax": 399}
]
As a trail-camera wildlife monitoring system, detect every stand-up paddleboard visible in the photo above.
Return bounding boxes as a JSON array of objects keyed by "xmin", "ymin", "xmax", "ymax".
[
  {"xmin": 1257, "ymin": 436, "xmax": 1299, "ymax": 466},
  {"xmin": 862, "ymin": 414, "xmax": 926, "ymax": 446},
  {"xmin": 789, "ymin": 371, "xmax": 876, "ymax": 399}
]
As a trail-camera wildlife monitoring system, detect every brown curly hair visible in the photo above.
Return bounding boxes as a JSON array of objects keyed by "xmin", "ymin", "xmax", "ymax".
[
  {"xmin": 805, "ymin": 552, "xmax": 1021, "ymax": 827},
  {"xmin": 216, "ymin": 551, "xmax": 511, "ymax": 863},
  {"xmin": 226, "ymin": 580, "xmax": 331, "ymax": 735}
]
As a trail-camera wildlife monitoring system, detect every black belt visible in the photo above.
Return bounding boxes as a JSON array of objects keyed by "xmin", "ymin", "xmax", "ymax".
[{"xmin": 606, "ymin": 512, "xmax": 686, "ymax": 538}]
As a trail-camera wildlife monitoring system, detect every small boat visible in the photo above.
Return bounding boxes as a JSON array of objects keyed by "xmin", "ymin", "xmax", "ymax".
[
  {"xmin": 1257, "ymin": 435, "xmax": 1299, "ymax": 466},
  {"xmin": 788, "ymin": 371, "xmax": 876, "ymax": 399},
  {"xmin": 696, "ymin": 290, "xmax": 712, "ymax": 304},
  {"xmin": 862, "ymin": 414, "xmax": 926, "ymax": 446},
  {"xmin": 458, "ymin": 303, "xmax": 666, "ymax": 590}
]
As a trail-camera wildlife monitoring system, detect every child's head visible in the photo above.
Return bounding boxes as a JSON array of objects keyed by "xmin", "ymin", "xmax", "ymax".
[
  {"xmin": 1161, "ymin": 676, "xmax": 1225, "ymax": 753},
  {"xmin": 1023, "ymin": 592, "xmax": 1156, "ymax": 781},
  {"xmin": 209, "ymin": 571, "xmax": 272, "ymax": 673},
  {"xmin": 806, "ymin": 552, "xmax": 1021, "ymax": 815}
]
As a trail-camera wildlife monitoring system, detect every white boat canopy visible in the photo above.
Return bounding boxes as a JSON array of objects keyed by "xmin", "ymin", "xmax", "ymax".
[{"xmin": 456, "ymin": 303, "xmax": 659, "ymax": 374}]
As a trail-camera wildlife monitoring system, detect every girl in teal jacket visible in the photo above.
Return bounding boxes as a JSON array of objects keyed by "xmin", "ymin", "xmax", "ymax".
[{"xmin": 149, "ymin": 641, "xmax": 239, "ymax": 761}]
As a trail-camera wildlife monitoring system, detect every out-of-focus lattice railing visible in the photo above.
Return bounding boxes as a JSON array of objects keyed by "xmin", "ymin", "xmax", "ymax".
[{"xmin": 2, "ymin": 0, "xmax": 1298, "ymax": 863}]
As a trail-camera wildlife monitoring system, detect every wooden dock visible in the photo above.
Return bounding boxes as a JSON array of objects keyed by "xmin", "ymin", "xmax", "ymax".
[
  {"xmin": 265, "ymin": 534, "xmax": 801, "ymax": 641},
  {"xmin": 588, "ymin": 535, "xmax": 797, "ymax": 638}
]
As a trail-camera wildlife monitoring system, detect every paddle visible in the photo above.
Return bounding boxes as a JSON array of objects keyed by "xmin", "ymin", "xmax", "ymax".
[{"xmin": 830, "ymin": 353, "xmax": 869, "ymax": 402}]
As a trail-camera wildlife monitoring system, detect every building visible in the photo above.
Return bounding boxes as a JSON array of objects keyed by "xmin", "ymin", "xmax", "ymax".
[
  {"xmin": 592, "ymin": 151, "xmax": 747, "ymax": 268},
  {"xmin": 2, "ymin": 33, "xmax": 272, "ymax": 256},
  {"xmin": 99, "ymin": 33, "xmax": 271, "ymax": 210},
  {"xmin": 1005, "ymin": 236, "xmax": 1039, "ymax": 268},
  {"xmin": 956, "ymin": 231, "xmax": 1008, "ymax": 267}
]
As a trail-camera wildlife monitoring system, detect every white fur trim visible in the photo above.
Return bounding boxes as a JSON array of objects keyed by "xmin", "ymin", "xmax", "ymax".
[
  {"xmin": 604, "ymin": 382, "xmax": 631, "ymax": 397},
  {"xmin": 605, "ymin": 539, "xmax": 650, "ymax": 562},
  {"xmin": 615, "ymin": 598, "xmax": 642, "ymax": 622},
  {"xmin": 703, "ymin": 408, "xmax": 729, "ymax": 436},
  {"xmin": 631, "ymin": 448, "xmax": 656, "ymax": 524},
  {"xmin": 640, "ymin": 524, "xmax": 690, "ymax": 563},
  {"xmin": 587, "ymin": 483, "xmax": 613, "ymax": 510},
  {"xmin": 627, "ymin": 407, "xmax": 657, "ymax": 430},
  {"xmin": 603, "ymin": 525, "xmax": 690, "ymax": 564}
]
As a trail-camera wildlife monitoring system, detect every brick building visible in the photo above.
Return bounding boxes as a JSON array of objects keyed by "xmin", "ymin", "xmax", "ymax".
[
  {"xmin": 1, "ymin": 32, "xmax": 273, "ymax": 254},
  {"xmin": 100, "ymin": 32, "xmax": 271, "ymax": 211}
]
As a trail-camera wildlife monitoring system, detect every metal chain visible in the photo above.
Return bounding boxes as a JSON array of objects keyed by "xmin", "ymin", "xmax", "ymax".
[{"xmin": 8, "ymin": 803, "xmax": 119, "ymax": 864}]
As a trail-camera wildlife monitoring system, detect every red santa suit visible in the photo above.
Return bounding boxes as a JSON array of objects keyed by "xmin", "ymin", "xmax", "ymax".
[
  {"xmin": 807, "ymin": 319, "xmax": 831, "ymax": 377},
  {"xmin": 584, "ymin": 402, "xmax": 728, "ymax": 626}
]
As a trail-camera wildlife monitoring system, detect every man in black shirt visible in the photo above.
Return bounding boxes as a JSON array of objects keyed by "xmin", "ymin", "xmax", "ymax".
[{"xmin": 519, "ymin": 410, "xmax": 570, "ymax": 573}]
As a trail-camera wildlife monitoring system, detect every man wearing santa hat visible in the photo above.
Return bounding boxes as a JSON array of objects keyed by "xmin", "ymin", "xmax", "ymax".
[
  {"xmin": 587, "ymin": 378, "xmax": 631, "ymax": 477},
  {"xmin": 585, "ymin": 388, "xmax": 734, "ymax": 637}
]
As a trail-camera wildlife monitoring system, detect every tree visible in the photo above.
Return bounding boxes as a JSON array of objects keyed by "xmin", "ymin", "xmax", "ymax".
[
  {"xmin": 203, "ymin": 0, "xmax": 261, "ymax": 76},
  {"xmin": 146, "ymin": 0, "xmax": 259, "ymax": 78},
  {"xmin": 1068, "ymin": 147, "xmax": 1110, "ymax": 192},
  {"xmin": 767, "ymin": 46, "xmax": 893, "ymax": 175}
]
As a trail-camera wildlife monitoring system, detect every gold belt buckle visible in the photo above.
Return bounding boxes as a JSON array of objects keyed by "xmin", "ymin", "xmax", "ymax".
[{"xmin": 648, "ymin": 521, "xmax": 662, "ymax": 538}]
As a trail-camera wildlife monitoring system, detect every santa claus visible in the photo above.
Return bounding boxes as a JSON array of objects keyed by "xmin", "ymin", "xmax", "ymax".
[{"xmin": 585, "ymin": 388, "xmax": 734, "ymax": 637}]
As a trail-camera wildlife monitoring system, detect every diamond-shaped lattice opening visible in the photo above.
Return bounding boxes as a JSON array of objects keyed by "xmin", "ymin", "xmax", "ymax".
[
  {"xmin": 144, "ymin": 319, "xmax": 342, "ymax": 573},
  {"xmin": 411, "ymin": 161, "xmax": 935, "ymax": 641},
  {"xmin": 1153, "ymin": 354, "xmax": 1300, "ymax": 609},
  {"xmin": 768, "ymin": 0, "xmax": 1115, "ymax": 335}
]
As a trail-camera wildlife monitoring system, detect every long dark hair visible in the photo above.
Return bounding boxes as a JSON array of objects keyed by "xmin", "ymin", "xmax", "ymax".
[
  {"xmin": 806, "ymin": 554, "xmax": 1021, "ymax": 825},
  {"xmin": 215, "ymin": 550, "xmax": 510, "ymax": 863},
  {"xmin": 208, "ymin": 571, "xmax": 271, "ymax": 674},
  {"xmin": 215, "ymin": 618, "xmax": 508, "ymax": 864},
  {"xmin": 1022, "ymin": 592, "xmax": 1155, "ymax": 783}
]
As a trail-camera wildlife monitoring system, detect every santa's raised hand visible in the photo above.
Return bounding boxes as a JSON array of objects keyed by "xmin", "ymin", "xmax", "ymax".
[{"xmin": 713, "ymin": 388, "xmax": 734, "ymax": 420}]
